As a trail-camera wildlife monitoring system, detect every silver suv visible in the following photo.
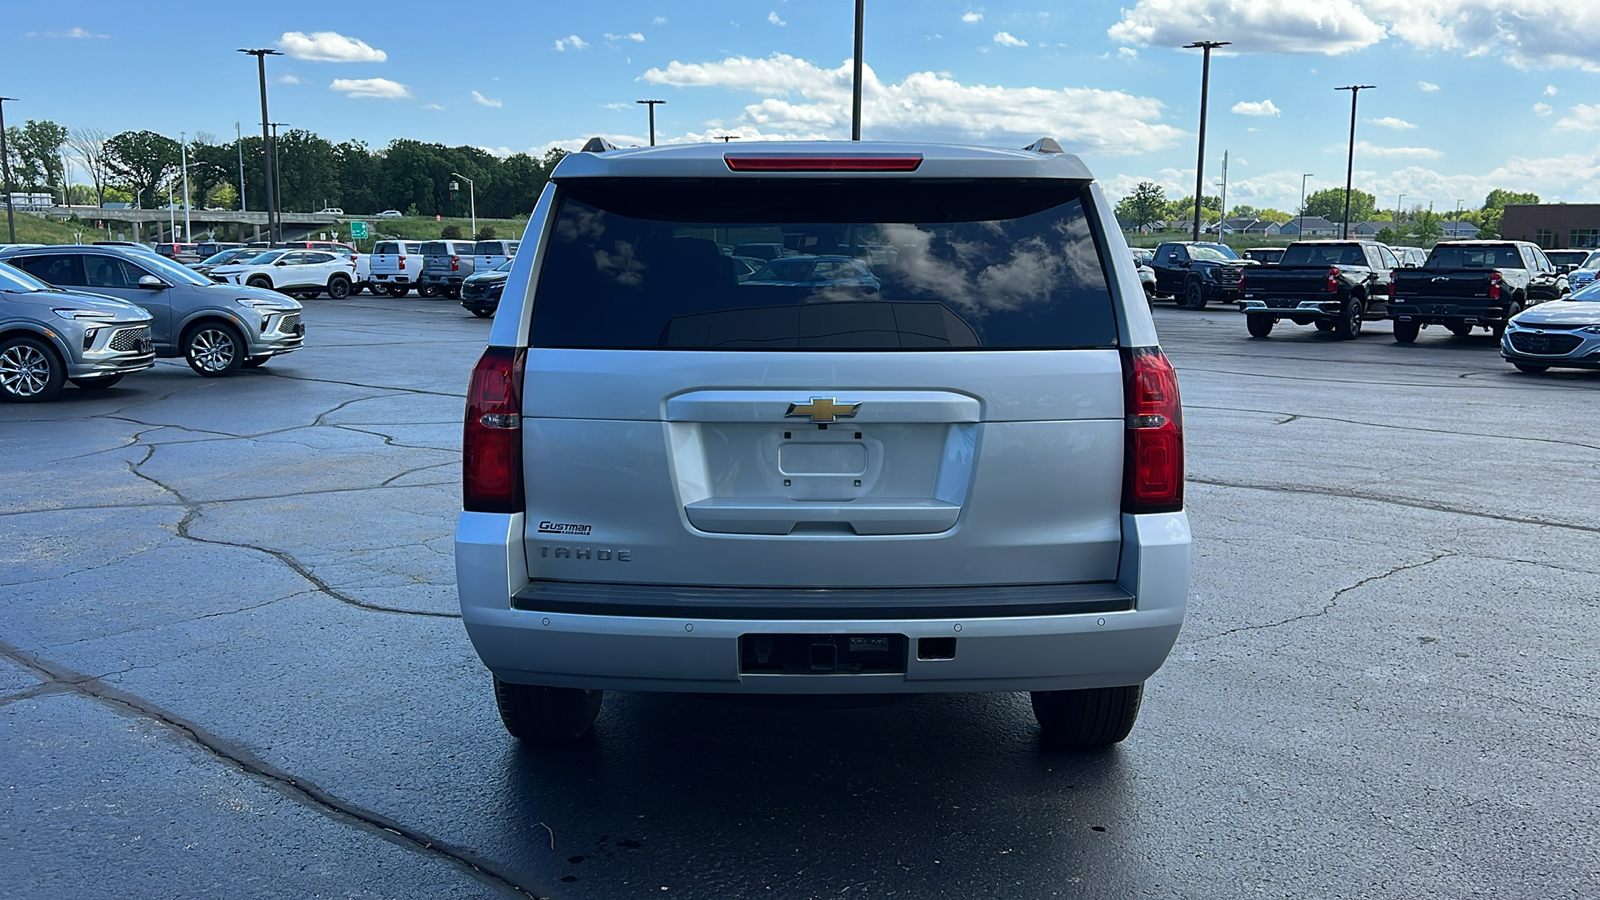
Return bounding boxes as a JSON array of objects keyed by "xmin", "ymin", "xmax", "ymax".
[
  {"xmin": 0, "ymin": 261, "xmax": 155, "ymax": 401},
  {"xmin": 455, "ymin": 140, "xmax": 1190, "ymax": 746},
  {"xmin": 0, "ymin": 245, "xmax": 304, "ymax": 377}
]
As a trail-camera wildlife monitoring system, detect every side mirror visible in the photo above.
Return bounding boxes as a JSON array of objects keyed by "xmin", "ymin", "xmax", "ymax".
[
  {"xmin": 137, "ymin": 275, "xmax": 165, "ymax": 289},
  {"xmin": 274, "ymin": 260, "xmax": 288, "ymax": 267}
]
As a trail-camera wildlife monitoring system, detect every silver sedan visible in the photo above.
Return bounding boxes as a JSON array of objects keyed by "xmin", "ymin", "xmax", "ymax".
[{"xmin": 1502, "ymin": 280, "xmax": 1600, "ymax": 373}]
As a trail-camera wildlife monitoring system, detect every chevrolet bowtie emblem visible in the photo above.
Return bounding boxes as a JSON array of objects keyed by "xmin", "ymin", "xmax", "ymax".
[{"xmin": 786, "ymin": 397, "xmax": 861, "ymax": 423}]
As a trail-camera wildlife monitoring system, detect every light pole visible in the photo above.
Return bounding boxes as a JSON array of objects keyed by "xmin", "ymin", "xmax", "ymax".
[
  {"xmin": 851, "ymin": 0, "xmax": 865, "ymax": 140},
  {"xmin": 179, "ymin": 131, "xmax": 191, "ymax": 241},
  {"xmin": 714, "ymin": 135, "xmax": 740, "ymax": 143},
  {"xmin": 636, "ymin": 99, "xmax": 664, "ymax": 146},
  {"xmin": 1185, "ymin": 40, "xmax": 1230, "ymax": 243},
  {"xmin": 0, "ymin": 96, "xmax": 17, "ymax": 244},
  {"xmin": 1396, "ymin": 193, "xmax": 1405, "ymax": 231},
  {"xmin": 167, "ymin": 173, "xmax": 176, "ymax": 240},
  {"xmin": 239, "ymin": 48, "xmax": 282, "ymax": 242},
  {"xmin": 236, "ymin": 121, "xmax": 246, "ymax": 212},
  {"xmin": 1299, "ymin": 174, "xmax": 1313, "ymax": 237},
  {"xmin": 1336, "ymin": 84, "xmax": 1376, "ymax": 239},
  {"xmin": 450, "ymin": 172, "xmax": 476, "ymax": 237},
  {"xmin": 268, "ymin": 122, "xmax": 287, "ymax": 225}
]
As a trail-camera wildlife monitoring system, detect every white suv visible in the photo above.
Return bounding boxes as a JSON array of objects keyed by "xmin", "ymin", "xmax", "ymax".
[
  {"xmin": 209, "ymin": 249, "xmax": 358, "ymax": 300},
  {"xmin": 455, "ymin": 140, "xmax": 1190, "ymax": 746}
]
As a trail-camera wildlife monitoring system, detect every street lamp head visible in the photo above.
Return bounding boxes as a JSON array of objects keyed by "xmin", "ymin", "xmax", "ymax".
[
  {"xmin": 237, "ymin": 48, "xmax": 283, "ymax": 56},
  {"xmin": 1182, "ymin": 40, "xmax": 1232, "ymax": 49},
  {"xmin": 1335, "ymin": 84, "xmax": 1378, "ymax": 92},
  {"xmin": 636, "ymin": 99, "xmax": 665, "ymax": 105}
]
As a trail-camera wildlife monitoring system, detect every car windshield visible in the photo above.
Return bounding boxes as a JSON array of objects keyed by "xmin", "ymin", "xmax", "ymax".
[
  {"xmin": 530, "ymin": 177, "xmax": 1117, "ymax": 351},
  {"xmin": 1567, "ymin": 281, "xmax": 1600, "ymax": 301},
  {"xmin": 1545, "ymin": 251, "xmax": 1588, "ymax": 266},
  {"xmin": 243, "ymin": 250, "xmax": 288, "ymax": 265},
  {"xmin": 1188, "ymin": 244, "xmax": 1240, "ymax": 262},
  {"xmin": 135, "ymin": 253, "xmax": 211, "ymax": 285},
  {"xmin": 0, "ymin": 261, "xmax": 51, "ymax": 292},
  {"xmin": 1579, "ymin": 254, "xmax": 1600, "ymax": 271},
  {"xmin": 495, "ymin": 259, "xmax": 514, "ymax": 272},
  {"xmin": 201, "ymin": 250, "xmax": 246, "ymax": 265}
]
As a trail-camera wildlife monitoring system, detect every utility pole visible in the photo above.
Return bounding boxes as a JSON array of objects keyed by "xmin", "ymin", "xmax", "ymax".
[
  {"xmin": 636, "ymin": 99, "xmax": 664, "ymax": 146},
  {"xmin": 451, "ymin": 172, "xmax": 476, "ymax": 238},
  {"xmin": 714, "ymin": 135, "xmax": 740, "ymax": 143},
  {"xmin": 236, "ymin": 122, "xmax": 246, "ymax": 212},
  {"xmin": 1336, "ymin": 84, "xmax": 1376, "ymax": 239},
  {"xmin": 180, "ymin": 131, "xmax": 191, "ymax": 241},
  {"xmin": 0, "ymin": 97, "xmax": 17, "ymax": 244},
  {"xmin": 239, "ymin": 48, "xmax": 282, "ymax": 242},
  {"xmin": 1184, "ymin": 41, "xmax": 1230, "ymax": 243},
  {"xmin": 852, "ymin": 0, "xmax": 865, "ymax": 141},
  {"xmin": 268, "ymin": 122, "xmax": 287, "ymax": 229},
  {"xmin": 1218, "ymin": 150, "xmax": 1229, "ymax": 226},
  {"xmin": 1396, "ymin": 193, "xmax": 1405, "ymax": 231},
  {"xmin": 1300, "ymin": 174, "xmax": 1313, "ymax": 237}
]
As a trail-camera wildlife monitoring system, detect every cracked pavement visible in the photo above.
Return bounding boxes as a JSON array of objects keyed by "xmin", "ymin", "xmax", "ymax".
[{"xmin": 2, "ymin": 298, "xmax": 1598, "ymax": 899}]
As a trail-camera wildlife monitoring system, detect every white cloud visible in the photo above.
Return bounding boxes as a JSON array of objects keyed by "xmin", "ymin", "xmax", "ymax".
[
  {"xmin": 554, "ymin": 34, "xmax": 589, "ymax": 51},
  {"xmin": 472, "ymin": 90, "xmax": 502, "ymax": 108},
  {"xmin": 57, "ymin": 26, "xmax": 109, "ymax": 39},
  {"xmin": 1554, "ymin": 104, "xmax": 1600, "ymax": 131},
  {"xmin": 653, "ymin": 16, "xmax": 667, "ymax": 25},
  {"xmin": 1232, "ymin": 99, "xmax": 1281, "ymax": 117},
  {"xmin": 962, "ymin": 10, "xmax": 983, "ymax": 22},
  {"xmin": 1545, "ymin": 84, "xmax": 1559, "ymax": 96},
  {"xmin": 422, "ymin": 103, "xmax": 445, "ymax": 111},
  {"xmin": 993, "ymin": 31, "xmax": 1028, "ymax": 47},
  {"xmin": 1117, "ymin": 47, "xmax": 1138, "ymax": 59},
  {"xmin": 278, "ymin": 31, "xmax": 387, "ymax": 63},
  {"xmin": 1109, "ymin": 0, "xmax": 1385, "ymax": 55},
  {"xmin": 276, "ymin": 73, "xmax": 302, "ymax": 85},
  {"xmin": 1368, "ymin": 116, "xmax": 1416, "ymax": 129},
  {"xmin": 1353, "ymin": 140, "xmax": 1442, "ymax": 159},
  {"xmin": 640, "ymin": 53, "xmax": 1185, "ymax": 155},
  {"xmin": 328, "ymin": 78, "xmax": 411, "ymax": 99},
  {"xmin": 1534, "ymin": 102, "xmax": 1553, "ymax": 117},
  {"xmin": 604, "ymin": 32, "xmax": 645, "ymax": 42},
  {"xmin": 768, "ymin": 11, "xmax": 786, "ymax": 25},
  {"xmin": 1418, "ymin": 80, "xmax": 1440, "ymax": 92},
  {"xmin": 1111, "ymin": 2, "xmax": 1600, "ymax": 72}
]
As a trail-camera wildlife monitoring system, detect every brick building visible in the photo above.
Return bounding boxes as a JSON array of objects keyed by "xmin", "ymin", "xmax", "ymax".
[{"xmin": 1500, "ymin": 203, "xmax": 1600, "ymax": 250}]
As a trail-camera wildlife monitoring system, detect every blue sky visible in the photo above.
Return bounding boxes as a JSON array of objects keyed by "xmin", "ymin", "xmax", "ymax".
[{"xmin": 13, "ymin": 0, "xmax": 1600, "ymax": 215}]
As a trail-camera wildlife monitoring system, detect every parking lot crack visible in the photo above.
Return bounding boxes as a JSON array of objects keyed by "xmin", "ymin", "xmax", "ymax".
[
  {"xmin": 0, "ymin": 638, "xmax": 542, "ymax": 899},
  {"xmin": 1191, "ymin": 478, "xmax": 1600, "ymax": 535},
  {"xmin": 1193, "ymin": 551, "xmax": 1457, "ymax": 643},
  {"xmin": 1188, "ymin": 404, "xmax": 1600, "ymax": 452},
  {"xmin": 260, "ymin": 369, "xmax": 465, "ymax": 399}
]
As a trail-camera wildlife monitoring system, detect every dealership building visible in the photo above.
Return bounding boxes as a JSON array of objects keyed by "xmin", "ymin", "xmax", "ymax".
[{"xmin": 1500, "ymin": 204, "xmax": 1600, "ymax": 250}]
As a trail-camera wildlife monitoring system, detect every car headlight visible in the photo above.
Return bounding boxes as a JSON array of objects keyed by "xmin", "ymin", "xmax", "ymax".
[
  {"xmin": 52, "ymin": 308, "xmax": 117, "ymax": 321},
  {"xmin": 235, "ymin": 297, "xmax": 283, "ymax": 309},
  {"xmin": 1580, "ymin": 324, "xmax": 1600, "ymax": 334}
]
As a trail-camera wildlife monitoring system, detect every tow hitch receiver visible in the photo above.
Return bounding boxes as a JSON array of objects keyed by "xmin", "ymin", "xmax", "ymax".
[{"xmin": 740, "ymin": 634, "xmax": 907, "ymax": 674}]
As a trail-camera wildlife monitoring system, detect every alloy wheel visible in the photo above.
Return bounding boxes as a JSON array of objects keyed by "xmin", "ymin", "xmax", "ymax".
[
  {"xmin": 189, "ymin": 328, "xmax": 237, "ymax": 373},
  {"xmin": 0, "ymin": 343, "xmax": 52, "ymax": 398}
]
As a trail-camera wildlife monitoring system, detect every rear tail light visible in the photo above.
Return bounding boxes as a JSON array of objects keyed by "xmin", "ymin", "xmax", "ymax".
[
  {"xmin": 1326, "ymin": 267, "xmax": 1341, "ymax": 292},
  {"xmin": 399, "ymin": 255, "xmax": 406, "ymax": 270},
  {"xmin": 1237, "ymin": 268, "xmax": 1246, "ymax": 290},
  {"xmin": 1488, "ymin": 271, "xmax": 1502, "ymax": 300},
  {"xmin": 1388, "ymin": 271, "xmax": 1396, "ymax": 298},
  {"xmin": 451, "ymin": 255, "xmax": 460, "ymax": 271},
  {"xmin": 724, "ymin": 154, "xmax": 923, "ymax": 172},
  {"xmin": 463, "ymin": 347, "xmax": 525, "ymax": 513},
  {"xmin": 1121, "ymin": 347, "xmax": 1184, "ymax": 514}
]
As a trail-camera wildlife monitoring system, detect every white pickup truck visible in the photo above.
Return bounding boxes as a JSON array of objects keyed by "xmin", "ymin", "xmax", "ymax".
[{"xmin": 368, "ymin": 240, "xmax": 425, "ymax": 298}]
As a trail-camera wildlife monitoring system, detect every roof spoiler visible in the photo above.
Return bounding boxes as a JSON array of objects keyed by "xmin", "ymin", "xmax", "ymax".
[
  {"xmin": 1023, "ymin": 138, "xmax": 1064, "ymax": 154},
  {"xmin": 580, "ymin": 137, "xmax": 618, "ymax": 153}
]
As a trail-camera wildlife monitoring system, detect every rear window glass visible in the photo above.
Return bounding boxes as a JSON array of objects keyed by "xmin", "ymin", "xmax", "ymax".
[
  {"xmin": 529, "ymin": 178, "xmax": 1117, "ymax": 351},
  {"xmin": 474, "ymin": 241, "xmax": 505, "ymax": 255},
  {"xmin": 1425, "ymin": 245, "xmax": 1524, "ymax": 269},
  {"xmin": 375, "ymin": 242, "xmax": 400, "ymax": 254},
  {"xmin": 1281, "ymin": 244, "xmax": 1367, "ymax": 266}
]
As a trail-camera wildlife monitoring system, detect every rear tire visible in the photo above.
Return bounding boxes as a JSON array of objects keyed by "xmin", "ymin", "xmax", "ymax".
[
  {"xmin": 1393, "ymin": 319, "xmax": 1420, "ymax": 344},
  {"xmin": 384, "ymin": 283, "xmax": 409, "ymax": 298},
  {"xmin": 0, "ymin": 336, "xmax": 66, "ymax": 402},
  {"xmin": 1447, "ymin": 323, "xmax": 1474, "ymax": 337},
  {"xmin": 70, "ymin": 374, "xmax": 124, "ymax": 390},
  {"xmin": 1031, "ymin": 684, "xmax": 1143, "ymax": 747},
  {"xmin": 1334, "ymin": 298, "xmax": 1364, "ymax": 340},
  {"xmin": 1514, "ymin": 363, "xmax": 1549, "ymax": 373},
  {"xmin": 1246, "ymin": 316, "xmax": 1274, "ymax": 338},
  {"xmin": 1493, "ymin": 302, "xmax": 1522, "ymax": 340},
  {"xmin": 1182, "ymin": 279, "xmax": 1206, "ymax": 310},
  {"xmin": 326, "ymin": 275, "xmax": 351, "ymax": 300},
  {"xmin": 470, "ymin": 309, "xmax": 494, "ymax": 319},
  {"xmin": 419, "ymin": 283, "xmax": 440, "ymax": 299},
  {"xmin": 493, "ymin": 679, "xmax": 603, "ymax": 742},
  {"xmin": 1314, "ymin": 319, "xmax": 1334, "ymax": 332}
]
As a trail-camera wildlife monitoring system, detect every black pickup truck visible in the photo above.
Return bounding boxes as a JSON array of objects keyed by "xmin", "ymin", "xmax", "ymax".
[
  {"xmin": 1389, "ymin": 241, "xmax": 1565, "ymax": 343},
  {"xmin": 1238, "ymin": 240, "xmax": 1398, "ymax": 339},
  {"xmin": 1148, "ymin": 241, "xmax": 1250, "ymax": 309}
]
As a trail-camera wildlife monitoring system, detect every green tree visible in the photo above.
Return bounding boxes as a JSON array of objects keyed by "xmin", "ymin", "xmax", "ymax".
[
  {"xmin": 10, "ymin": 120, "xmax": 69, "ymax": 199},
  {"xmin": 1166, "ymin": 194, "xmax": 1222, "ymax": 227},
  {"xmin": 1483, "ymin": 189, "xmax": 1539, "ymax": 210},
  {"xmin": 1303, "ymin": 188, "xmax": 1376, "ymax": 225},
  {"xmin": 1412, "ymin": 208, "xmax": 1444, "ymax": 244},
  {"xmin": 441, "ymin": 224, "xmax": 463, "ymax": 239},
  {"xmin": 1114, "ymin": 181, "xmax": 1168, "ymax": 230},
  {"xmin": 475, "ymin": 225, "xmax": 497, "ymax": 241},
  {"xmin": 104, "ymin": 130, "xmax": 181, "ymax": 207}
]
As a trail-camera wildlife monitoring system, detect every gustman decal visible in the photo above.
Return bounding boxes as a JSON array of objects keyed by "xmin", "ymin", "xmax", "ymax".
[{"xmin": 538, "ymin": 521, "xmax": 593, "ymax": 535}]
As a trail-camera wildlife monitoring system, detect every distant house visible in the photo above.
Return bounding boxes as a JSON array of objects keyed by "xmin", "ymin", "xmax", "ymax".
[
  {"xmin": 1213, "ymin": 216, "xmax": 1279, "ymax": 236},
  {"xmin": 1352, "ymin": 221, "xmax": 1397, "ymax": 237},
  {"xmin": 1441, "ymin": 220, "xmax": 1481, "ymax": 239},
  {"xmin": 1277, "ymin": 216, "xmax": 1340, "ymax": 237}
]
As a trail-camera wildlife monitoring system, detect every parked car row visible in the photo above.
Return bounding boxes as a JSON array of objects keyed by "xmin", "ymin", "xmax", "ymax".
[
  {"xmin": 0, "ymin": 244, "xmax": 304, "ymax": 401},
  {"xmin": 369, "ymin": 239, "xmax": 520, "ymax": 302}
]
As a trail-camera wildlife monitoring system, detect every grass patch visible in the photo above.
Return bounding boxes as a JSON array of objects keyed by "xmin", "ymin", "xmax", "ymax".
[{"xmin": 0, "ymin": 212, "xmax": 119, "ymax": 246}]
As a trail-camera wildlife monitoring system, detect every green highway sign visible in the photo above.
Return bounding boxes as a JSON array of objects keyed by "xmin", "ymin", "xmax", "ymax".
[{"xmin": 349, "ymin": 221, "xmax": 369, "ymax": 239}]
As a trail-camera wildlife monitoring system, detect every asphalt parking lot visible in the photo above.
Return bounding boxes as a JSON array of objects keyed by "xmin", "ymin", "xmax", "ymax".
[{"xmin": 2, "ymin": 296, "xmax": 1597, "ymax": 899}]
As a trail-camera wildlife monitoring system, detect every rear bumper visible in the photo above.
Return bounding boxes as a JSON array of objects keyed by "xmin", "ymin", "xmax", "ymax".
[
  {"xmin": 1391, "ymin": 303, "xmax": 1512, "ymax": 324},
  {"xmin": 1241, "ymin": 298, "xmax": 1343, "ymax": 316},
  {"xmin": 371, "ymin": 273, "xmax": 419, "ymax": 285},
  {"xmin": 455, "ymin": 511, "xmax": 1190, "ymax": 693}
]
